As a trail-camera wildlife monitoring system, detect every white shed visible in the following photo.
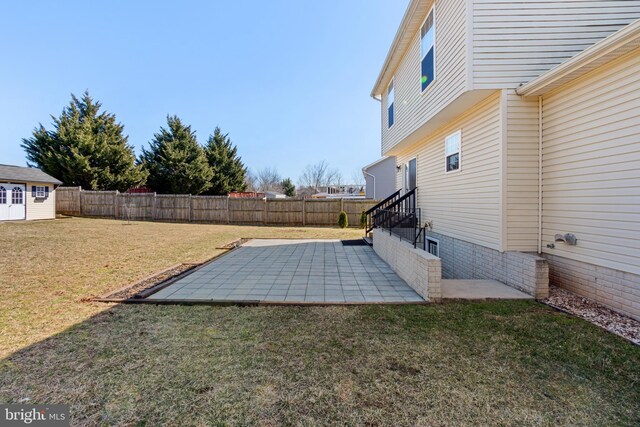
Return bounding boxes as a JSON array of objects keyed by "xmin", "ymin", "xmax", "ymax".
[{"xmin": 0, "ymin": 164, "xmax": 62, "ymax": 221}]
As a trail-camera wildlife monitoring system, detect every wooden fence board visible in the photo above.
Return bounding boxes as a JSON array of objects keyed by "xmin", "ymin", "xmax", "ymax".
[
  {"xmin": 228, "ymin": 198, "xmax": 264, "ymax": 224},
  {"xmin": 154, "ymin": 194, "xmax": 190, "ymax": 222},
  {"xmin": 190, "ymin": 196, "xmax": 228, "ymax": 223},
  {"xmin": 55, "ymin": 189, "xmax": 377, "ymax": 227},
  {"xmin": 265, "ymin": 199, "xmax": 304, "ymax": 225},
  {"xmin": 304, "ymin": 199, "xmax": 342, "ymax": 226},
  {"xmin": 117, "ymin": 193, "xmax": 154, "ymax": 221},
  {"xmin": 81, "ymin": 191, "xmax": 117, "ymax": 217},
  {"xmin": 55, "ymin": 187, "xmax": 81, "ymax": 215}
]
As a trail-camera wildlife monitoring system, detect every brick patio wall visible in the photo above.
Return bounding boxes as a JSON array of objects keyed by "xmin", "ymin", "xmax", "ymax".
[
  {"xmin": 426, "ymin": 231, "xmax": 549, "ymax": 299},
  {"xmin": 544, "ymin": 253, "xmax": 640, "ymax": 321},
  {"xmin": 373, "ymin": 229, "xmax": 442, "ymax": 302}
]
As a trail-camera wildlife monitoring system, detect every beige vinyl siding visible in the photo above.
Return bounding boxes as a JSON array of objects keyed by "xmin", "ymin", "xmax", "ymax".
[
  {"xmin": 541, "ymin": 47, "xmax": 640, "ymax": 275},
  {"xmin": 25, "ymin": 182, "xmax": 56, "ymax": 220},
  {"xmin": 505, "ymin": 91, "xmax": 540, "ymax": 251},
  {"xmin": 382, "ymin": 0, "xmax": 468, "ymax": 155},
  {"xmin": 473, "ymin": 0, "xmax": 640, "ymax": 89},
  {"xmin": 395, "ymin": 92, "xmax": 502, "ymax": 250}
]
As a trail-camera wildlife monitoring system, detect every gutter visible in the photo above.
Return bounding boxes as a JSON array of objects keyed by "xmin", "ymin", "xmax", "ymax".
[{"xmin": 362, "ymin": 170, "xmax": 376, "ymax": 199}]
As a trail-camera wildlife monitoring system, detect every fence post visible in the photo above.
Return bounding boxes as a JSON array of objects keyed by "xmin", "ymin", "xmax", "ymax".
[
  {"xmin": 340, "ymin": 198, "xmax": 344, "ymax": 213},
  {"xmin": 188, "ymin": 194, "xmax": 192, "ymax": 222},
  {"xmin": 226, "ymin": 196, "xmax": 230, "ymax": 224},
  {"xmin": 302, "ymin": 199, "xmax": 306, "ymax": 226},
  {"xmin": 264, "ymin": 198, "xmax": 268, "ymax": 225}
]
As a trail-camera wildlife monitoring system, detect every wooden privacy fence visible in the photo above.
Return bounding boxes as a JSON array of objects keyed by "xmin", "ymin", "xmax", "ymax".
[{"xmin": 55, "ymin": 187, "xmax": 377, "ymax": 227}]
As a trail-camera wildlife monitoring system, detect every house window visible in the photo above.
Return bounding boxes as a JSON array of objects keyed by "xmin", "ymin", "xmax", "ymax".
[
  {"xmin": 36, "ymin": 186, "xmax": 46, "ymax": 198},
  {"xmin": 421, "ymin": 9, "xmax": 435, "ymax": 92},
  {"xmin": 445, "ymin": 130, "xmax": 461, "ymax": 172},
  {"xmin": 427, "ymin": 238, "xmax": 439, "ymax": 257},
  {"xmin": 388, "ymin": 79, "xmax": 395, "ymax": 128},
  {"xmin": 0, "ymin": 186, "xmax": 5, "ymax": 204},
  {"xmin": 11, "ymin": 187, "xmax": 23, "ymax": 204}
]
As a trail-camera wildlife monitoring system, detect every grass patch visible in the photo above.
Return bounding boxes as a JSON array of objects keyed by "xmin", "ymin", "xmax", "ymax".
[{"xmin": 1, "ymin": 218, "xmax": 639, "ymax": 425}]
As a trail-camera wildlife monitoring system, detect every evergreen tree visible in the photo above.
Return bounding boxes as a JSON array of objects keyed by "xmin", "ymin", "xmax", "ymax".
[
  {"xmin": 203, "ymin": 127, "xmax": 247, "ymax": 195},
  {"xmin": 281, "ymin": 178, "xmax": 296, "ymax": 197},
  {"xmin": 21, "ymin": 91, "xmax": 147, "ymax": 191},
  {"xmin": 139, "ymin": 115, "xmax": 213, "ymax": 194}
]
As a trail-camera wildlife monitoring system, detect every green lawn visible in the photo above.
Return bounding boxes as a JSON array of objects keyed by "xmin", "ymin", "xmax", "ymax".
[{"xmin": 1, "ymin": 218, "xmax": 638, "ymax": 426}]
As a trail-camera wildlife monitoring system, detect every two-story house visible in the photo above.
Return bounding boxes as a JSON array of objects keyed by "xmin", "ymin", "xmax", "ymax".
[{"xmin": 367, "ymin": 0, "xmax": 640, "ymax": 321}]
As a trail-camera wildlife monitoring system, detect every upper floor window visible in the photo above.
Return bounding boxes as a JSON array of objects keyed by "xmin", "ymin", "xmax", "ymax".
[
  {"xmin": 388, "ymin": 79, "xmax": 395, "ymax": 128},
  {"xmin": 421, "ymin": 9, "xmax": 435, "ymax": 92},
  {"xmin": 445, "ymin": 130, "xmax": 461, "ymax": 172}
]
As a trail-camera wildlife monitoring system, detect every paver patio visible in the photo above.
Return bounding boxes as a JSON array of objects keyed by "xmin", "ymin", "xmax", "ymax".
[{"xmin": 147, "ymin": 239, "xmax": 425, "ymax": 303}]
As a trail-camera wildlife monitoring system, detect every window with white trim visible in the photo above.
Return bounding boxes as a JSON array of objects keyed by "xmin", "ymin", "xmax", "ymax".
[
  {"xmin": 36, "ymin": 186, "xmax": 46, "ymax": 198},
  {"xmin": 420, "ymin": 9, "xmax": 435, "ymax": 91},
  {"xmin": 445, "ymin": 131, "xmax": 461, "ymax": 172},
  {"xmin": 387, "ymin": 79, "xmax": 395, "ymax": 128},
  {"xmin": 0, "ymin": 186, "xmax": 5, "ymax": 204},
  {"xmin": 427, "ymin": 238, "xmax": 439, "ymax": 257}
]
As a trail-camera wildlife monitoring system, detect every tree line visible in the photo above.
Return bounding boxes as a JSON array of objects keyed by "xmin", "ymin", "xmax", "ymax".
[
  {"xmin": 22, "ymin": 91, "xmax": 359, "ymax": 197},
  {"xmin": 22, "ymin": 92, "xmax": 249, "ymax": 195}
]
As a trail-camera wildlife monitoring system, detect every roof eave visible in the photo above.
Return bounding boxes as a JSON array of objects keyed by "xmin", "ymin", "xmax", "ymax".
[
  {"xmin": 370, "ymin": 0, "xmax": 424, "ymax": 98},
  {"xmin": 517, "ymin": 18, "xmax": 640, "ymax": 97}
]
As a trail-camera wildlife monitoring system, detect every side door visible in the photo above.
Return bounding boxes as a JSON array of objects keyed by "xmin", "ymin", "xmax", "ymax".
[
  {"xmin": 8, "ymin": 184, "xmax": 26, "ymax": 220},
  {"xmin": 0, "ymin": 185, "xmax": 8, "ymax": 220}
]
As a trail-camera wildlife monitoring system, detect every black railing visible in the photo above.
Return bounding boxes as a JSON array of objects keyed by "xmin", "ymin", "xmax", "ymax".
[
  {"xmin": 365, "ymin": 189, "xmax": 401, "ymax": 232},
  {"xmin": 378, "ymin": 208, "xmax": 424, "ymax": 248},
  {"xmin": 366, "ymin": 187, "xmax": 426, "ymax": 249}
]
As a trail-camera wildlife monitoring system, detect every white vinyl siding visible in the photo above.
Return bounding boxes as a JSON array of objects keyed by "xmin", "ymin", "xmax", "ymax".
[
  {"xmin": 541, "ymin": 47, "xmax": 640, "ymax": 275},
  {"xmin": 506, "ymin": 90, "xmax": 540, "ymax": 251},
  {"xmin": 382, "ymin": 0, "xmax": 467, "ymax": 155},
  {"xmin": 472, "ymin": 0, "xmax": 640, "ymax": 89},
  {"xmin": 395, "ymin": 92, "xmax": 502, "ymax": 250},
  {"xmin": 25, "ymin": 182, "xmax": 56, "ymax": 220}
]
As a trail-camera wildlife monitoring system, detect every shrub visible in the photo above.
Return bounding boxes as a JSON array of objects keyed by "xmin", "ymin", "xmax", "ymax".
[
  {"xmin": 360, "ymin": 209, "xmax": 367, "ymax": 229},
  {"xmin": 338, "ymin": 210, "xmax": 348, "ymax": 228}
]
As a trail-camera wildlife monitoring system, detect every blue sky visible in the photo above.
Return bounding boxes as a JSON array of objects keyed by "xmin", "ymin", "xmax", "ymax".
[{"xmin": 0, "ymin": 0, "xmax": 407, "ymax": 184}]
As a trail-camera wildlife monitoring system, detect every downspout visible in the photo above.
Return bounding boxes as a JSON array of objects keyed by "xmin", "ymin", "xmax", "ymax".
[
  {"xmin": 363, "ymin": 170, "xmax": 375, "ymax": 199},
  {"xmin": 537, "ymin": 95, "xmax": 543, "ymax": 254}
]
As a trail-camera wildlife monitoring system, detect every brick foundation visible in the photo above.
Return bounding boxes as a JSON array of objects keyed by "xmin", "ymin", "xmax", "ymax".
[
  {"xmin": 426, "ymin": 231, "xmax": 549, "ymax": 299},
  {"xmin": 373, "ymin": 229, "xmax": 442, "ymax": 302},
  {"xmin": 544, "ymin": 253, "xmax": 640, "ymax": 321}
]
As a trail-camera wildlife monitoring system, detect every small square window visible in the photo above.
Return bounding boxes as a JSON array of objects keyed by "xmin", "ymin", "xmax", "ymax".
[
  {"xmin": 36, "ymin": 186, "xmax": 46, "ymax": 198},
  {"xmin": 427, "ymin": 238, "xmax": 439, "ymax": 257},
  {"xmin": 445, "ymin": 131, "xmax": 461, "ymax": 173}
]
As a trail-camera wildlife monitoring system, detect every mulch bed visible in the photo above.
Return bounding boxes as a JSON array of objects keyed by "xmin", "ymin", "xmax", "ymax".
[
  {"xmin": 543, "ymin": 286, "xmax": 640, "ymax": 345},
  {"xmin": 93, "ymin": 264, "xmax": 198, "ymax": 302},
  {"xmin": 107, "ymin": 264, "xmax": 196, "ymax": 300}
]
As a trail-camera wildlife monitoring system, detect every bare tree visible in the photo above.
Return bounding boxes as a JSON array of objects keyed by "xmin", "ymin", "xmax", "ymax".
[
  {"xmin": 298, "ymin": 160, "xmax": 342, "ymax": 191},
  {"xmin": 351, "ymin": 170, "xmax": 365, "ymax": 186},
  {"xmin": 256, "ymin": 166, "xmax": 282, "ymax": 192},
  {"xmin": 244, "ymin": 169, "xmax": 257, "ymax": 192}
]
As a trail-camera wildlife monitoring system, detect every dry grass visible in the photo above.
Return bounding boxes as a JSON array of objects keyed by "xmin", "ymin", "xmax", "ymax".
[
  {"xmin": 1, "ymin": 218, "xmax": 639, "ymax": 426},
  {"xmin": 0, "ymin": 217, "xmax": 363, "ymax": 356}
]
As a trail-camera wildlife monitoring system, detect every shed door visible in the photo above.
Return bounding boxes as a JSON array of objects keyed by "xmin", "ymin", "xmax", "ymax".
[{"xmin": 0, "ymin": 184, "xmax": 26, "ymax": 220}]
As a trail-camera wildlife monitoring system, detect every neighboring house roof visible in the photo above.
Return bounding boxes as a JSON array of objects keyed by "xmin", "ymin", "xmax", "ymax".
[
  {"xmin": 0, "ymin": 164, "xmax": 62, "ymax": 185},
  {"xmin": 517, "ymin": 18, "xmax": 640, "ymax": 97},
  {"xmin": 371, "ymin": 0, "xmax": 429, "ymax": 98}
]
